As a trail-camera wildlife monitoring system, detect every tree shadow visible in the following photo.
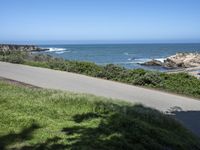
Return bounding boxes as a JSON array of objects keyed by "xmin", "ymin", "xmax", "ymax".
[
  {"xmin": 61, "ymin": 105, "xmax": 200, "ymax": 150},
  {"xmin": 1, "ymin": 104, "xmax": 200, "ymax": 150},
  {"xmin": 0, "ymin": 123, "xmax": 40, "ymax": 150},
  {"xmin": 72, "ymin": 112, "xmax": 101, "ymax": 123},
  {"xmin": 20, "ymin": 136, "xmax": 66, "ymax": 150}
]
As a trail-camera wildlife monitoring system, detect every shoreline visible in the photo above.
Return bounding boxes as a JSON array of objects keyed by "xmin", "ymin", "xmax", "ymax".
[
  {"xmin": 1, "ymin": 44, "xmax": 200, "ymax": 79},
  {"xmin": 166, "ymin": 66, "xmax": 200, "ymax": 79}
]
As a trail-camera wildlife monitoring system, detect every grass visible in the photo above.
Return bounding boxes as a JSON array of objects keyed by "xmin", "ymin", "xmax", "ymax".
[
  {"xmin": 0, "ymin": 80, "xmax": 200, "ymax": 150},
  {"xmin": 1, "ymin": 51, "xmax": 200, "ymax": 99}
]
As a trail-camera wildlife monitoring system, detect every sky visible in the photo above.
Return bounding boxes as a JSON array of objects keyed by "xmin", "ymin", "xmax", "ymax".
[{"xmin": 0, "ymin": 0, "xmax": 200, "ymax": 44}]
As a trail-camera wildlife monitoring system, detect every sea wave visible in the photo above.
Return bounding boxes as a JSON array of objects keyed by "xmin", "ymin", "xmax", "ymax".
[
  {"xmin": 55, "ymin": 51, "xmax": 66, "ymax": 54},
  {"xmin": 131, "ymin": 58, "xmax": 152, "ymax": 64},
  {"xmin": 48, "ymin": 48, "xmax": 67, "ymax": 52},
  {"xmin": 97, "ymin": 57, "xmax": 166, "ymax": 66},
  {"xmin": 154, "ymin": 58, "xmax": 165, "ymax": 63},
  {"xmin": 130, "ymin": 58, "xmax": 166, "ymax": 64},
  {"xmin": 45, "ymin": 47, "xmax": 71, "ymax": 54},
  {"xmin": 124, "ymin": 52, "xmax": 129, "ymax": 55}
]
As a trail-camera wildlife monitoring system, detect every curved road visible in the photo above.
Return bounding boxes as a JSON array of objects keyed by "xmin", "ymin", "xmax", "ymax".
[{"xmin": 0, "ymin": 62, "xmax": 200, "ymax": 136}]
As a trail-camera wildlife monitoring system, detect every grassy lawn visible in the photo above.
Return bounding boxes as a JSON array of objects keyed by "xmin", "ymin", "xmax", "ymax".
[
  {"xmin": 1, "ymin": 52, "xmax": 200, "ymax": 99},
  {"xmin": 0, "ymin": 80, "xmax": 200, "ymax": 150}
]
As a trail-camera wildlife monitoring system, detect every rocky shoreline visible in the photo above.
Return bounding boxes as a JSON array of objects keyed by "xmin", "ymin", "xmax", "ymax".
[
  {"xmin": 0, "ymin": 44, "xmax": 48, "ymax": 53},
  {"xmin": 141, "ymin": 53, "xmax": 200, "ymax": 69}
]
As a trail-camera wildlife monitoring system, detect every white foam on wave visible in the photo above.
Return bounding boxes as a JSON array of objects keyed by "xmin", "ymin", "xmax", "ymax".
[
  {"xmin": 57, "ymin": 50, "xmax": 71, "ymax": 54},
  {"xmin": 130, "ymin": 58, "xmax": 166, "ymax": 64},
  {"xmin": 132, "ymin": 58, "xmax": 152, "ymax": 64},
  {"xmin": 154, "ymin": 58, "xmax": 165, "ymax": 63},
  {"xmin": 45, "ymin": 47, "xmax": 71, "ymax": 54},
  {"xmin": 48, "ymin": 48, "xmax": 67, "ymax": 52},
  {"xmin": 115, "ymin": 58, "xmax": 151, "ymax": 65},
  {"xmin": 55, "ymin": 51, "xmax": 65, "ymax": 54}
]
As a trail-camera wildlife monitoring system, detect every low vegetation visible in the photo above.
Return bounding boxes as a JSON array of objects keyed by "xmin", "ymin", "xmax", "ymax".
[
  {"xmin": 1, "ymin": 51, "xmax": 200, "ymax": 98},
  {"xmin": 0, "ymin": 81, "xmax": 200, "ymax": 150}
]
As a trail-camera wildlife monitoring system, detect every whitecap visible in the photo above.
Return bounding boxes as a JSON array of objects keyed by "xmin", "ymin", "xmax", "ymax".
[
  {"xmin": 134, "ymin": 58, "xmax": 152, "ymax": 64},
  {"xmin": 48, "ymin": 47, "xmax": 67, "ymax": 52},
  {"xmin": 55, "ymin": 50, "xmax": 71, "ymax": 54},
  {"xmin": 55, "ymin": 51, "xmax": 65, "ymax": 54},
  {"xmin": 124, "ymin": 52, "xmax": 129, "ymax": 55},
  {"xmin": 113, "ymin": 58, "xmax": 153, "ymax": 65},
  {"xmin": 154, "ymin": 58, "xmax": 165, "ymax": 63}
]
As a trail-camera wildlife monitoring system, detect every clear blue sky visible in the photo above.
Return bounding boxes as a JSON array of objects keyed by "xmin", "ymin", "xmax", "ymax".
[{"xmin": 0, "ymin": 0, "xmax": 200, "ymax": 44}]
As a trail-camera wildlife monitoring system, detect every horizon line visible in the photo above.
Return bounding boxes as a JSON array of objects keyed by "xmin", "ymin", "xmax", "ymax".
[{"xmin": 1, "ymin": 41, "xmax": 200, "ymax": 45}]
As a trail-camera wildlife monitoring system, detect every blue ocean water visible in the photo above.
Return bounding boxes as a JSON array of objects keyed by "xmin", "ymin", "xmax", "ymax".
[{"xmin": 39, "ymin": 43, "xmax": 200, "ymax": 71}]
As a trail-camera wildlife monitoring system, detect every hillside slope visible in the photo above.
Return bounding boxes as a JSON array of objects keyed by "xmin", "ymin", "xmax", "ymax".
[{"xmin": 0, "ymin": 81, "xmax": 199, "ymax": 150}]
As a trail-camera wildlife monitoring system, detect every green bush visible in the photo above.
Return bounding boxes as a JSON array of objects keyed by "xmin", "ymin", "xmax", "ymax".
[
  {"xmin": 1, "ymin": 52, "xmax": 26, "ymax": 64},
  {"xmin": 98, "ymin": 64, "xmax": 128, "ymax": 80},
  {"xmin": 134, "ymin": 72, "xmax": 163, "ymax": 86},
  {"xmin": 158, "ymin": 73, "xmax": 200, "ymax": 97},
  {"xmin": 32, "ymin": 53, "xmax": 53, "ymax": 62},
  {"xmin": 64, "ymin": 61, "xmax": 104, "ymax": 76},
  {"xmin": 48, "ymin": 59, "xmax": 66, "ymax": 70}
]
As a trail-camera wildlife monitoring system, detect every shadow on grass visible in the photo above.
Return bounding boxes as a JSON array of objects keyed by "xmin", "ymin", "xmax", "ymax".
[
  {"xmin": 0, "ymin": 123, "xmax": 40, "ymax": 150},
  {"xmin": 72, "ymin": 112, "xmax": 101, "ymax": 123},
  {"xmin": 61, "ymin": 104, "xmax": 200, "ymax": 150},
  {"xmin": 1, "ymin": 104, "xmax": 200, "ymax": 150}
]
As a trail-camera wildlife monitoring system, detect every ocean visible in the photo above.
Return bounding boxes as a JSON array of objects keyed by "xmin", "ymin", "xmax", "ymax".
[{"xmin": 39, "ymin": 43, "xmax": 200, "ymax": 71}]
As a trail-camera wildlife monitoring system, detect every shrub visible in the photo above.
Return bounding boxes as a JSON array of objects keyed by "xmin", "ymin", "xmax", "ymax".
[
  {"xmin": 3, "ymin": 52, "xmax": 26, "ymax": 64},
  {"xmin": 48, "ymin": 59, "xmax": 66, "ymax": 70},
  {"xmin": 32, "ymin": 54, "xmax": 53, "ymax": 62},
  {"xmin": 129, "ymin": 69, "xmax": 147, "ymax": 76},
  {"xmin": 133, "ymin": 72, "xmax": 163, "ymax": 86},
  {"xmin": 65, "ymin": 61, "xmax": 103, "ymax": 76},
  {"xmin": 99, "ymin": 64, "xmax": 127, "ymax": 80}
]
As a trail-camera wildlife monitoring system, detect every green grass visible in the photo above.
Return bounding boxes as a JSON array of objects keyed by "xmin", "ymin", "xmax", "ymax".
[
  {"xmin": 0, "ymin": 81, "xmax": 200, "ymax": 150},
  {"xmin": 1, "ymin": 52, "xmax": 200, "ymax": 99}
]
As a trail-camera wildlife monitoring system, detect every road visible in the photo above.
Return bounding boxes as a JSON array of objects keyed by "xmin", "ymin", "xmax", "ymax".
[
  {"xmin": 0, "ymin": 62, "xmax": 200, "ymax": 136},
  {"xmin": 0, "ymin": 61, "xmax": 200, "ymax": 112}
]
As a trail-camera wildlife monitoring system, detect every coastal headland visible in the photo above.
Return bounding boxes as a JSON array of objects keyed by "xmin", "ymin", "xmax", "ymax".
[{"xmin": 0, "ymin": 44, "xmax": 48, "ymax": 53}]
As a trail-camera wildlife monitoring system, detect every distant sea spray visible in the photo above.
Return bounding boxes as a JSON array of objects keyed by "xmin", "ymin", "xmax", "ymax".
[{"xmin": 43, "ymin": 47, "xmax": 71, "ymax": 54}]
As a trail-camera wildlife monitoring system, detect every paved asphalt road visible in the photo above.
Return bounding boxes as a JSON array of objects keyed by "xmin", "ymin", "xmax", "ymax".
[
  {"xmin": 0, "ymin": 62, "xmax": 200, "ymax": 136},
  {"xmin": 0, "ymin": 61, "xmax": 200, "ymax": 112}
]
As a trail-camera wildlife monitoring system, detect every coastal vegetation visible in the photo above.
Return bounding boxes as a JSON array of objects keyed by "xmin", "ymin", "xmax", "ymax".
[
  {"xmin": 0, "ymin": 51, "xmax": 200, "ymax": 99},
  {"xmin": 0, "ymin": 80, "xmax": 200, "ymax": 149}
]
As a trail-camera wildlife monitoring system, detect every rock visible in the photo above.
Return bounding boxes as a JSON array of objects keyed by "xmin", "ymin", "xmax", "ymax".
[
  {"xmin": 164, "ymin": 53, "xmax": 200, "ymax": 68},
  {"xmin": 141, "ymin": 53, "xmax": 200, "ymax": 69},
  {"xmin": 140, "ymin": 59, "xmax": 163, "ymax": 66},
  {"xmin": 0, "ymin": 44, "xmax": 48, "ymax": 53}
]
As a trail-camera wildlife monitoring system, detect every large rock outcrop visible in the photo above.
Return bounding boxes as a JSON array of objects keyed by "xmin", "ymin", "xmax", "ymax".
[
  {"xmin": 0, "ymin": 44, "xmax": 47, "ymax": 53},
  {"xmin": 141, "ymin": 53, "xmax": 200, "ymax": 69},
  {"xmin": 141, "ymin": 59, "xmax": 163, "ymax": 66},
  {"xmin": 164, "ymin": 53, "xmax": 200, "ymax": 68}
]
